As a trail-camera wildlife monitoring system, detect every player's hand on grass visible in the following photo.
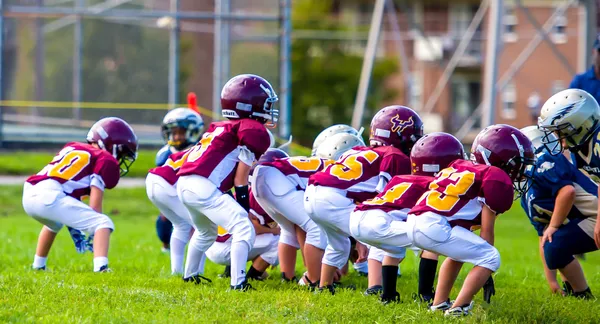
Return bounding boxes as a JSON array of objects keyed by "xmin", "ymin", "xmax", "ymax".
[
  {"xmin": 549, "ymin": 282, "xmax": 562, "ymax": 295},
  {"xmin": 355, "ymin": 242, "xmax": 369, "ymax": 263},
  {"xmin": 483, "ymin": 276, "xmax": 495, "ymax": 303},
  {"xmin": 542, "ymin": 226, "xmax": 559, "ymax": 244}
]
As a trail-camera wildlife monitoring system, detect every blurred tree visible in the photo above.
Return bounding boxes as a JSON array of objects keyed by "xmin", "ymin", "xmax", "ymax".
[{"xmin": 290, "ymin": 0, "xmax": 397, "ymax": 147}]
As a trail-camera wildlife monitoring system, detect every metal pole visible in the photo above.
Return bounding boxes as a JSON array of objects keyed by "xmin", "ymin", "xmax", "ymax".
[
  {"xmin": 421, "ymin": 0, "xmax": 489, "ymax": 116},
  {"xmin": 481, "ymin": 0, "xmax": 502, "ymax": 127},
  {"xmin": 34, "ymin": 0, "xmax": 45, "ymax": 122},
  {"xmin": 167, "ymin": 0, "xmax": 180, "ymax": 109},
  {"xmin": 385, "ymin": 0, "xmax": 412, "ymax": 110},
  {"xmin": 515, "ymin": 0, "xmax": 575, "ymax": 76},
  {"xmin": 279, "ymin": 0, "xmax": 291, "ymax": 140},
  {"xmin": 0, "ymin": 0, "xmax": 4, "ymax": 147},
  {"xmin": 351, "ymin": 0, "xmax": 385, "ymax": 130},
  {"xmin": 73, "ymin": 0, "xmax": 83, "ymax": 120},
  {"xmin": 43, "ymin": 0, "xmax": 132, "ymax": 34},
  {"xmin": 221, "ymin": 0, "xmax": 230, "ymax": 88},
  {"xmin": 213, "ymin": 1, "xmax": 223, "ymax": 118}
]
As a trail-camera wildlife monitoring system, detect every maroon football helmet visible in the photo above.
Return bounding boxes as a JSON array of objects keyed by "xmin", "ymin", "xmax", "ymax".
[
  {"xmin": 410, "ymin": 132, "xmax": 465, "ymax": 176},
  {"xmin": 86, "ymin": 117, "xmax": 139, "ymax": 176},
  {"xmin": 471, "ymin": 124, "xmax": 536, "ymax": 197},
  {"xmin": 220, "ymin": 74, "xmax": 278, "ymax": 127},
  {"xmin": 369, "ymin": 105, "xmax": 424, "ymax": 155},
  {"xmin": 250, "ymin": 148, "xmax": 290, "ymax": 176}
]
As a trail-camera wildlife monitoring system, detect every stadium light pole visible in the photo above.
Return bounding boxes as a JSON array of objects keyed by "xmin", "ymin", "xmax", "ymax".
[{"xmin": 351, "ymin": 0, "xmax": 385, "ymax": 130}]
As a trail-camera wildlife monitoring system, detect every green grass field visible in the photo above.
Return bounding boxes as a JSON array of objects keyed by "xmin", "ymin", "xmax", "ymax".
[{"xmin": 1, "ymin": 184, "xmax": 600, "ymax": 323}]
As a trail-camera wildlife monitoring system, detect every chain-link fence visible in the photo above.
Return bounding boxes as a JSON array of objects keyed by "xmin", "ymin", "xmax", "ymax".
[{"xmin": 0, "ymin": 0, "xmax": 288, "ymax": 148}]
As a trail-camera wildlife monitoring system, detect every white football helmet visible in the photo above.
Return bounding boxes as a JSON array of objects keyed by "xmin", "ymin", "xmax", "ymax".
[
  {"xmin": 315, "ymin": 133, "xmax": 365, "ymax": 161},
  {"xmin": 520, "ymin": 126, "xmax": 559, "ymax": 154},
  {"xmin": 161, "ymin": 108, "xmax": 204, "ymax": 150},
  {"xmin": 538, "ymin": 88, "xmax": 600, "ymax": 154},
  {"xmin": 311, "ymin": 124, "xmax": 363, "ymax": 156}
]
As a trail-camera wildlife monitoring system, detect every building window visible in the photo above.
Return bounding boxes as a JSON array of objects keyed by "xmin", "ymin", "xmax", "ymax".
[
  {"xmin": 551, "ymin": 80, "xmax": 565, "ymax": 95},
  {"xmin": 502, "ymin": 83, "xmax": 517, "ymax": 120},
  {"xmin": 551, "ymin": 13, "xmax": 567, "ymax": 44},
  {"xmin": 503, "ymin": 7, "xmax": 517, "ymax": 43}
]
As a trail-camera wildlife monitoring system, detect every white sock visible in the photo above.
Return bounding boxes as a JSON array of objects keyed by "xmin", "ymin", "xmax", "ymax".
[
  {"xmin": 33, "ymin": 255, "xmax": 47, "ymax": 269},
  {"xmin": 93, "ymin": 257, "xmax": 109, "ymax": 272},
  {"xmin": 230, "ymin": 241, "xmax": 250, "ymax": 286},
  {"xmin": 183, "ymin": 245, "xmax": 205, "ymax": 279},
  {"xmin": 170, "ymin": 238, "xmax": 187, "ymax": 275}
]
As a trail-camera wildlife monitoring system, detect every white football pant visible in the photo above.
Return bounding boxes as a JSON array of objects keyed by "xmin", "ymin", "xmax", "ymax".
[
  {"xmin": 349, "ymin": 209, "xmax": 408, "ymax": 258},
  {"xmin": 177, "ymin": 175, "xmax": 256, "ymax": 286},
  {"xmin": 304, "ymin": 184, "xmax": 354, "ymax": 269},
  {"xmin": 22, "ymin": 180, "xmax": 114, "ymax": 235},
  {"xmin": 146, "ymin": 173, "xmax": 193, "ymax": 275},
  {"xmin": 206, "ymin": 233, "xmax": 279, "ymax": 266},
  {"xmin": 407, "ymin": 212, "xmax": 500, "ymax": 272},
  {"xmin": 253, "ymin": 165, "xmax": 326, "ymax": 250}
]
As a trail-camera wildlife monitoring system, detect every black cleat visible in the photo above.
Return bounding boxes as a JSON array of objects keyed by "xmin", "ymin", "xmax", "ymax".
[
  {"xmin": 281, "ymin": 272, "xmax": 297, "ymax": 283},
  {"xmin": 230, "ymin": 280, "xmax": 254, "ymax": 291},
  {"xmin": 218, "ymin": 265, "xmax": 231, "ymax": 279},
  {"xmin": 380, "ymin": 292, "xmax": 401, "ymax": 305},
  {"xmin": 364, "ymin": 285, "xmax": 383, "ymax": 296},
  {"xmin": 183, "ymin": 274, "xmax": 212, "ymax": 285},
  {"xmin": 318, "ymin": 285, "xmax": 336, "ymax": 295}
]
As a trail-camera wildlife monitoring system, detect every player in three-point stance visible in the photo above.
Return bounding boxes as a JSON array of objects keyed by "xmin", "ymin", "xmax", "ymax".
[
  {"xmin": 176, "ymin": 74, "xmax": 275, "ymax": 291},
  {"xmin": 407, "ymin": 124, "xmax": 535, "ymax": 316},
  {"xmin": 153, "ymin": 107, "xmax": 204, "ymax": 254},
  {"xmin": 305, "ymin": 106, "xmax": 423, "ymax": 294},
  {"xmin": 351, "ymin": 132, "xmax": 465, "ymax": 304},
  {"xmin": 537, "ymin": 88, "xmax": 600, "ymax": 298},
  {"xmin": 519, "ymin": 126, "xmax": 592, "ymax": 298},
  {"xmin": 23, "ymin": 117, "xmax": 138, "ymax": 272}
]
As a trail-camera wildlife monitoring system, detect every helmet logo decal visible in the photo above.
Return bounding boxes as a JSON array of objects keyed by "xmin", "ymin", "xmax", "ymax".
[
  {"xmin": 391, "ymin": 115, "xmax": 414, "ymax": 133},
  {"xmin": 551, "ymin": 98, "xmax": 586, "ymax": 125}
]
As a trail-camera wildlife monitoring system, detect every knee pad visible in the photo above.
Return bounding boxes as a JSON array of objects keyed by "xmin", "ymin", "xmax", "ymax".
[
  {"xmin": 156, "ymin": 215, "xmax": 173, "ymax": 245},
  {"xmin": 544, "ymin": 241, "xmax": 574, "ymax": 270},
  {"xmin": 171, "ymin": 223, "xmax": 192, "ymax": 243},
  {"xmin": 323, "ymin": 239, "xmax": 351, "ymax": 269},
  {"xmin": 230, "ymin": 217, "xmax": 256, "ymax": 248},
  {"xmin": 279, "ymin": 229, "xmax": 300, "ymax": 249},
  {"xmin": 478, "ymin": 246, "xmax": 501, "ymax": 272}
]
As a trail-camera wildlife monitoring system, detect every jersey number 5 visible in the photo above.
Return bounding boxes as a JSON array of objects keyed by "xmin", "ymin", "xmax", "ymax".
[
  {"xmin": 423, "ymin": 167, "xmax": 475, "ymax": 212},
  {"xmin": 329, "ymin": 150, "xmax": 379, "ymax": 181},
  {"xmin": 44, "ymin": 147, "xmax": 91, "ymax": 180},
  {"xmin": 187, "ymin": 127, "xmax": 225, "ymax": 163},
  {"xmin": 288, "ymin": 157, "xmax": 333, "ymax": 172}
]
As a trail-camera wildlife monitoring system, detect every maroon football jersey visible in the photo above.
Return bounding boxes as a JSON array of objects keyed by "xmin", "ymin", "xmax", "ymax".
[
  {"xmin": 308, "ymin": 146, "xmax": 411, "ymax": 202},
  {"xmin": 355, "ymin": 175, "xmax": 434, "ymax": 221},
  {"xmin": 262, "ymin": 156, "xmax": 334, "ymax": 189},
  {"xmin": 409, "ymin": 159, "xmax": 514, "ymax": 230},
  {"xmin": 27, "ymin": 142, "xmax": 120, "ymax": 200},
  {"xmin": 178, "ymin": 119, "xmax": 270, "ymax": 192},
  {"xmin": 217, "ymin": 187, "xmax": 275, "ymax": 243},
  {"xmin": 148, "ymin": 149, "xmax": 190, "ymax": 186}
]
